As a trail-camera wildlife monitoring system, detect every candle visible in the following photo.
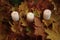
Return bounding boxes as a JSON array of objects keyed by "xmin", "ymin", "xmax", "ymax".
[
  {"xmin": 43, "ymin": 9, "xmax": 52, "ymax": 20},
  {"xmin": 27, "ymin": 12, "xmax": 34, "ymax": 22},
  {"xmin": 11, "ymin": 11, "xmax": 19, "ymax": 21}
]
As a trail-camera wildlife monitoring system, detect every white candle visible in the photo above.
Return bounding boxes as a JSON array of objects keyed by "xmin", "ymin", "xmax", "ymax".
[
  {"xmin": 11, "ymin": 11, "xmax": 19, "ymax": 21},
  {"xmin": 27, "ymin": 12, "xmax": 34, "ymax": 22},
  {"xmin": 43, "ymin": 9, "xmax": 52, "ymax": 20}
]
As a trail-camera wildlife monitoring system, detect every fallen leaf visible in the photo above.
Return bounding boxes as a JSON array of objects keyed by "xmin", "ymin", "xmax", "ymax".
[
  {"xmin": 34, "ymin": 17, "xmax": 43, "ymax": 28},
  {"xmin": 45, "ymin": 29, "xmax": 60, "ymax": 40}
]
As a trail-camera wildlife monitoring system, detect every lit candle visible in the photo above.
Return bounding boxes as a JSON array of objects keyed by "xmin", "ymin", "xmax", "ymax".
[
  {"xmin": 11, "ymin": 11, "xmax": 19, "ymax": 21},
  {"xmin": 43, "ymin": 9, "xmax": 52, "ymax": 20},
  {"xmin": 27, "ymin": 12, "xmax": 34, "ymax": 22}
]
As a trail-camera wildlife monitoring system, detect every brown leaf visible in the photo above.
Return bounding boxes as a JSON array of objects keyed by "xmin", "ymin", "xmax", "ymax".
[
  {"xmin": 34, "ymin": 17, "xmax": 46, "ymax": 40},
  {"xmin": 9, "ymin": 21, "xmax": 23, "ymax": 34},
  {"xmin": 34, "ymin": 26, "xmax": 45, "ymax": 36},
  {"xmin": 34, "ymin": 25, "xmax": 46, "ymax": 40},
  {"xmin": 34, "ymin": 17, "xmax": 44, "ymax": 28}
]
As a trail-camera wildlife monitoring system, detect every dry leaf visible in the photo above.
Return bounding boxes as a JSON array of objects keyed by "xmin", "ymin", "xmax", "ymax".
[
  {"xmin": 45, "ymin": 19, "xmax": 60, "ymax": 40},
  {"xmin": 45, "ymin": 29, "xmax": 60, "ymax": 40},
  {"xmin": 20, "ymin": 18, "xmax": 28, "ymax": 27},
  {"xmin": 34, "ymin": 17, "xmax": 43, "ymax": 28},
  {"xmin": 9, "ymin": 21, "xmax": 23, "ymax": 34}
]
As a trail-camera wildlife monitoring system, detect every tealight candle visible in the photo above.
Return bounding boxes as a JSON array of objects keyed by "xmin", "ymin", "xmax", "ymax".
[
  {"xmin": 27, "ymin": 12, "xmax": 34, "ymax": 22},
  {"xmin": 11, "ymin": 11, "xmax": 19, "ymax": 21},
  {"xmin": 43, "ymin": 9, "xmax": 52, "ymax": 20}
]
